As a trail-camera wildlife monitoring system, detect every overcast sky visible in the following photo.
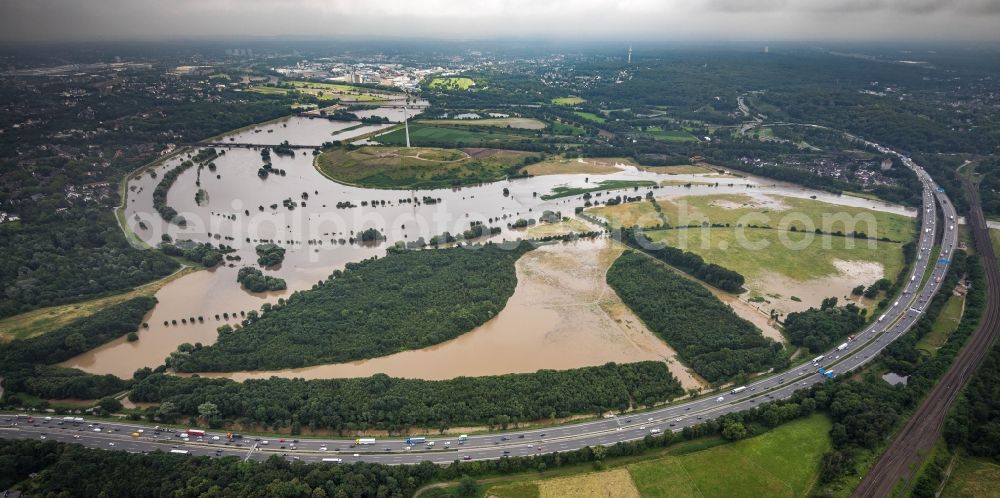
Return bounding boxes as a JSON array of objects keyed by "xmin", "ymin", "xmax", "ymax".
[{"xmin": 1, "ymin": 0, "xmax": 999, "ymax": 43}]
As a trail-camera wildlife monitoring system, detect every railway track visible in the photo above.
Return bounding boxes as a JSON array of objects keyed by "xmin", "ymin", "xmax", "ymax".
[{"xmin": 854, "ymin": 176, "xmax": 1000, "ymax": 498}]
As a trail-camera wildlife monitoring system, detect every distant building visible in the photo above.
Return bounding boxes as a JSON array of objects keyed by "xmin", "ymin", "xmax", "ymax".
[
  {"xmin": 882, "ymin": 372, "xmax": 909, "ymax": 386},
  {"xmin": 881, "ymin": 158, "xmax": 893, "ymax": 171}
]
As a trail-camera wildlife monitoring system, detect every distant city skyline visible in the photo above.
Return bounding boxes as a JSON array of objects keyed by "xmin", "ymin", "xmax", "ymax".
[{"xmin": 1, "ymin": 0, "xmax": 999, "ymax": 43}]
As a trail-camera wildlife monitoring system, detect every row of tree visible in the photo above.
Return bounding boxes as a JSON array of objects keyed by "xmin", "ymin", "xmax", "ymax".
[
  {"xmin": 0, "ymin": 208, "xmax": 178, "ymax": 318},
  {"xmin": 619, "ymin": 228, "xmax": 745, "ymax": 292},
  {"xmin": 151, "ymin": 148, "xmax": 217, "ymax": 224},
  {"xmin": 783, "ymin": 298, "xmax": 867, "ymax": 353},
  {"xmin": 236, "ymin": 267, "xmax": 287, "ymax": 292},
  {"xmin": 129, "ymin": 361, "xmax": 683, "ymax": 432},
  {"xmin": 0, "ymin": 297, "xmax": 156, "ymax": 402},
  {"xmin": 606, "ymin": 250, "xmax": 785, "ymax": 383},
  {"xmin": 168, "ymin": 243, "xmax": 532, "ymax": 372}
]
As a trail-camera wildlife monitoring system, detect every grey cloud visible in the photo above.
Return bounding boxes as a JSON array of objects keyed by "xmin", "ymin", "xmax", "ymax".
[{"xmin": 0, "ymin": 0, "xmax": 997, "ymax": 42}]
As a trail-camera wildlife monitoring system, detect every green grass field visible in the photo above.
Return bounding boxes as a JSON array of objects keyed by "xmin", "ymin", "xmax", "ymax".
[
  {"xmin": 418, "ymin": 117, "xmax": 546, "ymax": 130},
  {"xmin": 649, "ymin": 228, "xmax": 906, "ymax": 283},
  {"xmin": 251, "ymin": 81, "xmax": 392, "ymax": 102},
  {"xmin": 541, "ymin": 180, "xmax": 656, "ymax": 200},
  {"xmin": 376, "ymin": 124, "xmax": 533, "ymax": 148},
  {"xmin": 574, "ymin": 111, "xmax": 606, "ymax": 123},
  {"xmin": 286, "ymin": 81, "xmax": 374, "ymax": 93},
  {"xmin": 0, "ymin": 266, "xmax": 196, "ymax": 342},
  {"xmin": 315, "ymin": 146, "xmax": 533, "ymax": 189},
  {"xmin": 551, "ymin": 121, "xmax": 586, "ymax": 135},
  {"xmin": 590, "ymin": 194, "xmax": 915, "ymax": 242},
  {"xmin": 629, "ymin": 415, "xmax": 831, "ymax": 498},
  {"xmin": 553, "ymin": 96, "xmax": 586, "ymax": 106},
  {"xmin": 655, "ymin": 194, "xmax": 914, "ymax": 242},
  {"xmin": 941, "ymin": 456, "xmax": 1000, "ymax": 498},
  {"xmin": 589, "ymin": 202, "xmax": 664, "ymax": 229},
  {"xmin": 918, "ymin": 293, "xmax": 965, "ymax": 354},
  {"xmin": 646, "ymin": 126, "xmax": 698, "ymax": 143},
  {"xmin": 428, "ymin": 77, "xmax": 475, "ymax": 90},
  {"xmin": 477, "ymin": 414, "xmax": 831, "ymax": 498},
  {"xmin": 990, "ymin": 229, "xmax": 1000, "ymax": 263}
]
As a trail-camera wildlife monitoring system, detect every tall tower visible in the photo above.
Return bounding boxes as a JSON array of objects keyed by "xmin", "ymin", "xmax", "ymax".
[
  {"xmin": 627, "ymin": 45, "xmax": 632, "ymax": 64},
  {"xmin": 403, "ymin": 93, "xmax": 411, "ymax": 148}
]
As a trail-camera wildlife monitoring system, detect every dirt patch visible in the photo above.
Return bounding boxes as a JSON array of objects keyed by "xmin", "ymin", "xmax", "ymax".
[
  {"xmin": 524, "ymin": 157, "xmax": 633, "ymax": 176},
  {"xmin": 708, "ymin": 193, "xmax": 790, "ymax": 211},
  {"xmin": 751, "ymin": 259, "xmax": 885, "ymax": 315},
  {"xmin": 538, "ymin": 468, "xmax": 641, "ymax": 498}
]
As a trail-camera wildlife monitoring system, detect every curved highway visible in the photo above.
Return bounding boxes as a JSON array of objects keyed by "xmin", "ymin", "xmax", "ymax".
[{"xmin": 0, "ymin": 138, "xmax": 958, "ymax": 466}]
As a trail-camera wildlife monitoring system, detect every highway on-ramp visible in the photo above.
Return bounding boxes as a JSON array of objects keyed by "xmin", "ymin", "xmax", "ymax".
[{"xmin": 0, "ymin": 138, "xmax": 959, "ymax": 467}]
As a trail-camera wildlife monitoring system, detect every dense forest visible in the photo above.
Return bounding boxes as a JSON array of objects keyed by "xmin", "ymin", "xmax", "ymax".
[
  {"xmin": 0, "ymin": 208, "xmax": 178, "ymax": 318},
  {"xmin": 783, "ymin": 298, "xmax": 868, "ymax": 353},
  {"xmin": 0, "ymin": 297, "xmax": 155, "ymax": 401},
  {"xmin": 255, "ymin": 243, "xmax": 286, "ymax": 267},
  {"xmin": 944, "ymin": 338, "xmax": 1000, "ymax": 462},
  {"xmin": 236, "ymin": 267, "xmax": 287, "ymax": 292},
  {"xmin": 130, "ymin": 361, "xmax": 682, "ymax": 431},
  {"xmin": 0, "ymin": 390, "xmax": 805, "ymax": 498},
  {"xmin": 975, "ymin": 158, "xmax": 1000, "ymax": 217},
  {"xmin": 619, "ymin": 228, "xmax": 745, "ymax": 292},
  {"xmin": 812, "ymin": 251, "xmax": 983, "ymax": 494},
  {"xmin": 607, "ymin": 250, "xmax": 784, "ymax": 383},
  {"xmin": 151, "ymin": 148, "xmax": 218, "ymax": 224},
  {"xmin": 169, "ymin": 243, "xmax": 532, "ymax": 372}
]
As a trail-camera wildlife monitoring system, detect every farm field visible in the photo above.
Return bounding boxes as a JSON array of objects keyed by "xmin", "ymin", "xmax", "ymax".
[
  {"xmin": 596, "ymin": 194, "xmax": 915, "ymax": 242},
  {"xmin": 314, "ymin": 146, "xmax": 534, "ymax": 189},
  {"xmin": 589, "ymin": 201, "xmax": 665, "ymax": 229},
  {"xmin": 0, "ymin": 266, "xmax": 196, "ymax": 342},
  {"xmin": 427, "ymin": 77, "xmax": 475, "ymax": 90},
  {"xmin": 418, "ymin": 117, "xmax": 546, "ymax": 129},
  {"xmin": 480, "ymin": 414, "xmax": 831, "ymax": 498},
  {"xmin": 941, "ymin": 456, "xmax": 1000, "ymax": 498},
  {"xmin": 591, "ymin": 193, "xmax": 918, "ymax": 313},
  {"xmin": 541, "ymin": 180, "xmax": 656, "ymax": 200},
  {"xmin": 574, "ymin": 111, "xmax": 606, "ymax": 123},
  {"xmin": 525, "ymin": 218, "xmax": 595, "ymax": 238},
  {"xmin": 250, "ymin": 81, "xmax": 391, "ymax": 102},
  {"xmin": 917, "ymin": 293, "xmax": 965, "ymax": 354},
  {"xmin": 522, "ymin": 156, "xmax": 635, "ymax": 176},
  {"xmin": 645, "ymin": 126, "xmax": 699, "ymax": 142},
  {"xmin": 639, "ymin": 164, "xmax": 719, "ymax": 175},
  {"xmin": 552, "ymin": 96, "xmax": 586, "ymax": 105},
  {"xmin": 648, "ymin": 228, "xmax": 904, "ymax": 289},
  {"xmin": 550, "ymin": 121, "xmax": 586, "ymax": 135},
  {"xmin": 376, "ymin": 124, "xmax": 534, "ymax": 148}
]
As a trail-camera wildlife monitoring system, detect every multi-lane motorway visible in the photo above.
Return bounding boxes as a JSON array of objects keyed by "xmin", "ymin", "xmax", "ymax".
[{"xmin": 0, "ymin": 139, "xmax": 958, "ymax": 467}]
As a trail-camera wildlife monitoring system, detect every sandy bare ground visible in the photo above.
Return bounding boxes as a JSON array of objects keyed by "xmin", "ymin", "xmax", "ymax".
[{"xmin": 751, "ymin": 259, "xmax": 885, "ymax": 316}]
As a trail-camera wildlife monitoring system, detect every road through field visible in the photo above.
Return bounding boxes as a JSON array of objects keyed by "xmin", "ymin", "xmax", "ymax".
[{"xmin": 853, "ymin": 172, "xmax": 1000, "ymax": 498}]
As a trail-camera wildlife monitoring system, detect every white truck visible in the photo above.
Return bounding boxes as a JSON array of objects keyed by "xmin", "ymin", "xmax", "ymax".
[
  {"xmin": 837, "ymin": 343, "xmax": 848, "ymax": 351},
  {"xmin": 355, "ymin": 438, "xmax": 376, "ymax": 445},
  {"xmin": 730, "ymin": 386, "xmax": 747, "ymax": 395}
]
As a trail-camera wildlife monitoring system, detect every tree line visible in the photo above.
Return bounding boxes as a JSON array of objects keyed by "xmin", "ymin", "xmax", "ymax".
[
  {"xmin": 168, "ymin": 243, "xmax": 532, "ymax": 372},
  {"xmin": 619, "ymin": 228, "xmax": 745, "ymax": 292},
  {"xmin": 152, "ymin": 148, "xmax": 218, "ymax": 224},
  {"xmin": 783, "ymin": 298, "xmax": 867, "ymax": 353},
  {"xmin": 606, "ymin": 250, "xmax": 785, "ymax": 383},
  {"xmin": 0, "ymin": 208, "xmax": 178, "ymax": 318},
  {"xmin": 0, "ymin": 297, "xmax": 156, "ymax": 401},
  {"xmin": 811, "ymin": 250, "xmax": 983, "ymax": 493},
  {"xmin": 129, "ymin": 361, "xmax": 683, "ymax": 432}
]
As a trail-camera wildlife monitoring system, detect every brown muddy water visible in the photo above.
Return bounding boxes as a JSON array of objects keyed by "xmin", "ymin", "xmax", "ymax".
[
  {"xmin": 60, "ymin": 117, "xmax": 915, "ymax": 381},
  {"xmin": 192, "ymin": 239, "xmax": 707, "ymax": 390}
]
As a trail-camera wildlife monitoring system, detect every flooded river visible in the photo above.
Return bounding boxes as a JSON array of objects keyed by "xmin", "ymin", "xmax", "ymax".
[{"xmin": 61, "ymin": 117, "xmax": 916, "ymax": 381}]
